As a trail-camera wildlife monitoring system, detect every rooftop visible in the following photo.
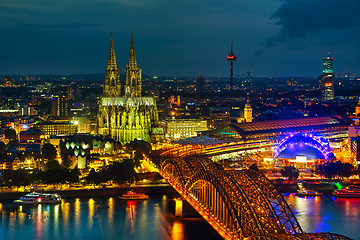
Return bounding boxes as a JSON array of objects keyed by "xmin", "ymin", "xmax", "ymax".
[{"xmin": 230, "ymin": 117, "xmax": 346, "ymax": 137}]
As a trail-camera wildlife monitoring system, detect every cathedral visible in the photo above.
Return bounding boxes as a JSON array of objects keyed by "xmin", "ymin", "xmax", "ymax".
[{"xmin": 97, "ymin": 34, "xmax": 160, "ymax": 144}]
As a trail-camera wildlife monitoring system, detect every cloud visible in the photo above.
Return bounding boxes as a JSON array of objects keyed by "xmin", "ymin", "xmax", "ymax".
[{"xmin": 268, "ymin": 0, "xmax": 360, "ymax": 46}]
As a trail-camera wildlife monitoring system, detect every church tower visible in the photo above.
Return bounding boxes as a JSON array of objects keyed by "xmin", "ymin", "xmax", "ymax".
[
  {"xmin": 244, "ymin": 100, "xmax": 253, "ymax": 123},
  {"xmin": 103, "ymin": 33, "xmax": 121, "ymax": 97},
  {"xmin": 125, "ymin": 34, "xmax": 142, "ymax": 97}
]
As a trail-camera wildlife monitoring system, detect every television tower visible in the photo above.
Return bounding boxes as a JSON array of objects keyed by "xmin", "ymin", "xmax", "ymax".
[{"xmin": 227, "ymin": 37, "xmax": 237, "ymax": 90}]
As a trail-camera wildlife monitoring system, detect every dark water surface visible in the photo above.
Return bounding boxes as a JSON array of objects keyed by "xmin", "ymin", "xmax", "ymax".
[
  {"xmin": 1, "ymin": 194, "xmax": 359, "ymax": 240},
  {"xmin": 0, "ymin": 195, "xmax": 221, "ymax": 240},
  {"xmin": 284, "ymin": 194, "xmax": 360, "ymax": 240}
]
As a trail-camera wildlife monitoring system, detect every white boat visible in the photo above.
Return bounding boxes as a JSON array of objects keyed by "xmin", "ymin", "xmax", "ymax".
[
  {"xmin": 14, "ymin": 192, "xmax": 62, "ymax": 204},
  {"xmin": 119, "ymin": 191, "xmax": 149, "ymax": 200},
  {"xmin": 333, "ymin": 185, "xmax": 360, "ymax": 198},
  {"xmin": 295, "ymin": 189, "xmax": 323, "ymax": 197}
]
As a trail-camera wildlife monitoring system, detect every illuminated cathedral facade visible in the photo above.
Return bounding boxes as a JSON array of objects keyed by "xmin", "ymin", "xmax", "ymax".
[{"xmin": 97, "ymin": 34, "xmax": 159, "ymax": 144}]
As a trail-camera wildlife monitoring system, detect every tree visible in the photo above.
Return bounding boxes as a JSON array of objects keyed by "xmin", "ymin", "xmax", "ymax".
[
  {"xmin": 44, "ymin": 159, "xmax": 62, "ymax": 171},
  {"xmin": 42, "ymin": 143, "xmax": 57, "ymax": 161},
  {"xmin": 1, "ymin": 169, "xmax": 30, "ymax": 191},
  {"xmin": 61, "ymin": 155, "xmax": 72, "ymax": 169},
  {"xmin": 44, "ymin": 160, "xmax": 69, "ymax": 189},
  {"xmin": 68, "ymin": 168, "xmax": 80, "ymax": 184},
  {"xmin": 0, "ymin": 141, "xmax": 7, "ymax": 162},
  {"xmin": 86, "ymin": 168, "xmax": 108, "ymax": 186},
  {"xmin": 4, "ymin": 129, "xmax": 17, "ymax": 142},
  {"xmin": 316, "ymin": 161, "xmax": 355, "ymax": 179},
  {"xmin": 249, "ymin": 163, "xmax": 259, "ymax": 172},
  {"xmin": 29, "ymin": 169, "xmax": 47, "ymax": 186},
  {"xmin": 281, "ymin": 166, "xmax": 299, "ymax": 181},
  {"xmin": 134, "ymin": 150, "xmax": 143, "ymax": 168},
  {"xmin": 107, "ymin": 160, "xmax": 136, "ymax": 185}
]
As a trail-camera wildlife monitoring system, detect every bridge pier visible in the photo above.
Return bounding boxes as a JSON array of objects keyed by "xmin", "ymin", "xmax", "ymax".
[{"xmin": 174, "ymin": 198, "xmax": 198, "ymax": 218}]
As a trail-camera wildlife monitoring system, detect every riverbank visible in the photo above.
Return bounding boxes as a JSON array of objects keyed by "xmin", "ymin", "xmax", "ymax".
[
  {"xmin": 273, "ymin": 179, "xmax": 360, "ymax": 193},
  {"xmin": 0, "ymin": 183, "xmax": 176, "ymax": 202}
]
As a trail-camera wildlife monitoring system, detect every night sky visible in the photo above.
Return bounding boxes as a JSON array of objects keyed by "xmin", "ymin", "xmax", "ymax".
[{"xmin": 1, "ymin": 0, "xmax": 360, "ymax": 77}]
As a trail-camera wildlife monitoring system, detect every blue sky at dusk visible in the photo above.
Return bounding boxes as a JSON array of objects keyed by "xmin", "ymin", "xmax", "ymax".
[{"xmin": 1, "ymin": 0, "xmax": 359, "ymax": 77}]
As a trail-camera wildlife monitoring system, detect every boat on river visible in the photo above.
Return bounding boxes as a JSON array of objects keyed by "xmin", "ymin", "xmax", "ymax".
[
  {"xmin": 296, "ymin": 188, "xmax": 323, "ymax": 197},
  {"xmin": 14, "ymin": 192, "xmax": 61, "ymax": 204},
  {"xmin": 333, "ymin": 185, "xmax": 360, "ymax": 198},
  {"xmin": 119, "ymin": 191, "xmax": 149, "ymax": 200}
]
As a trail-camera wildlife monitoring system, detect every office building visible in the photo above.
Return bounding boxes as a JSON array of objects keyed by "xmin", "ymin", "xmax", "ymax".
[{"xmin": 319, "ymin": 53, "xmax": 334, "ymax": 100}]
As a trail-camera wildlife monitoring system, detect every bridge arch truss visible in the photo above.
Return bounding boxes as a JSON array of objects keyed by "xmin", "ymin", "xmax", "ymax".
[{"xmin": 160, "ymin": 155, "xmax": 352, "ymax": 240}]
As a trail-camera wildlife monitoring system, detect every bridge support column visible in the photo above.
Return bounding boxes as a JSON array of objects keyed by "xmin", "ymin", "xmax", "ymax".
[{"xmin": 174, "ymin": 198, "xmax": 198, "ymax": 218}]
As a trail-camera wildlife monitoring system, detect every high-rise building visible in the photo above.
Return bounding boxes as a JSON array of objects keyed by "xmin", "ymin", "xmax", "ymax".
[
  {"xmin": 196, "ymin": 75, "xmax": 205, "ymax": 94},
  {"xmin": 97, "ymin": 34, "xmax": 160, "ymax": 144},
  {"xmin": 319, "ymin": 53, "xmax": 334, "ymax": 100},
  {"xmin": 67, "ymin": 86, "xmax": 75, "ymax": 101},
  {"xmin": 52, "ymin": 95, "xmax": 69, "ymax": 116}
]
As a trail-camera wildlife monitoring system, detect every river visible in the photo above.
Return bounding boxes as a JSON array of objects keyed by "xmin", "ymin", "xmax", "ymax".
[
  {"xmin": 0, "ymin": 194, "xmax": 221, "ymax": 240},
  {"xmin": 0, "ymin": 194, "xmax": 358, "ymax": 240}
]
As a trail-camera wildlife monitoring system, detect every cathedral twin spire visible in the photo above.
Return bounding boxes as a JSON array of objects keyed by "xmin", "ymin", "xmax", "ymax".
[
  {"xmin": 125, "ymin": 33, "xmax": 142, "ymax": 97},
  {"xmin": 108, "ymin": 33, "xmax": 117, "ymax": 68},
  {"xmin": 103, "ymin": 33, "xmax": 141, "ymax": 98}
]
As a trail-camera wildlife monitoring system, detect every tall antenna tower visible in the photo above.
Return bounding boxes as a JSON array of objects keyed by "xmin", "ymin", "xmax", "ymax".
[{"xmin": 227, "ymin": 37, "xmax": 237, "ymax": 90}]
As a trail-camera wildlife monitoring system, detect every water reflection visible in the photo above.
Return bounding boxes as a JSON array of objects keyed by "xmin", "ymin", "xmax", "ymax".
[
  {"xmin": 284, "ymin": 194, "xmax": 359, "ymax": 239},
  {"xmin": 0, "ymin": 195, "xmax": 221, "ymax": 240},
  {"xmin": 88, "ymin": 198, "xmax": 95, "ymax": 228},
  {"xmin": 61, "ymin": 200, "xmax": 70, "ymax": 230},
  {"xmin": 36, "ymin": 204, "xmax": 42, "ymax": 239},
  {"xmin": 125, "ymin": 200, "xmax": 137, "ymax": 233},
  {"xmin": 171, "ymin": 221, "xmax": 184, "ymax": 240}
]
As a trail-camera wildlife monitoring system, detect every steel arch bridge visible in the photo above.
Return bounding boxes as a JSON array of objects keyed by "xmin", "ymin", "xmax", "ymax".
[{"xmin": 159, "ymin": 156, "xmax": 352, "ymax": 240}]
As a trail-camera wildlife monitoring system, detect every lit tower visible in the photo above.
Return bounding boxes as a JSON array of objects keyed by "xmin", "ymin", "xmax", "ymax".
[
  {"xmin": 319, "ymin": 52, "xmax": 334, "ymax": 100},
  {"xmin": 125, "ymin": 33, "xmax": 142, "ymax": 97},
  {"xmin": 244, "ymin": 100, "xmax": 252, "ymax": 123},
  {"xmin": 103, "ymin": 33, "xmax": 121, "ymax": 97},
  {"xmin": 227, "ymin": 37, "xmax": 237, "ymax": 90}
]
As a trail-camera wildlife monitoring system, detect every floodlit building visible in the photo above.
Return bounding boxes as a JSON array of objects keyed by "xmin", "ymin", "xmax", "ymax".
[
  {"xmin": 165, "ymin": 119, "xmax": 208, "ymax": 139},
  {"xmin": 244, "ymin": 100, "xmax": 253, "ymax": 123},
  {"xmin": 97, "ymin": 34, "xmax": 160, "ymax": 144},
  {"xmin": 34, "ymin": 121, "xmax": 78, "ymax": 139},
  {"xmin": 233, "ymin": 100, "xmax": 253, "ymax": 123},
  {"xmin": 349, "ymin": 126, "xmax": 360, "ymax": 164}
]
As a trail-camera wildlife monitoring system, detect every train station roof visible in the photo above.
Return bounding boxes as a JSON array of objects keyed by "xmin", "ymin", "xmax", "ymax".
[{"xmin": 230, "ymin": 117, "xmax": 347, "ymax": 138}]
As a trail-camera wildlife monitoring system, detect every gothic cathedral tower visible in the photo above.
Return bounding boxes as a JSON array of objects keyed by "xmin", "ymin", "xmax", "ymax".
[
  {"xmin": 103, "ymin": 33, "xmax": 121, "ymax": 97},
  {"xmin": 97, "ymin": 34, "xmax": 160, "ymax": 144},
  {"xmin": 125, "ymin": 34, "xmax": 142, "ymax": 97}
]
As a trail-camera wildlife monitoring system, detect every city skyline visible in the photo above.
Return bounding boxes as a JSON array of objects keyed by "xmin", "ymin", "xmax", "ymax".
[{"xmin": 1, "ymin": 0, "xmax": 360, "ymax": 77}]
